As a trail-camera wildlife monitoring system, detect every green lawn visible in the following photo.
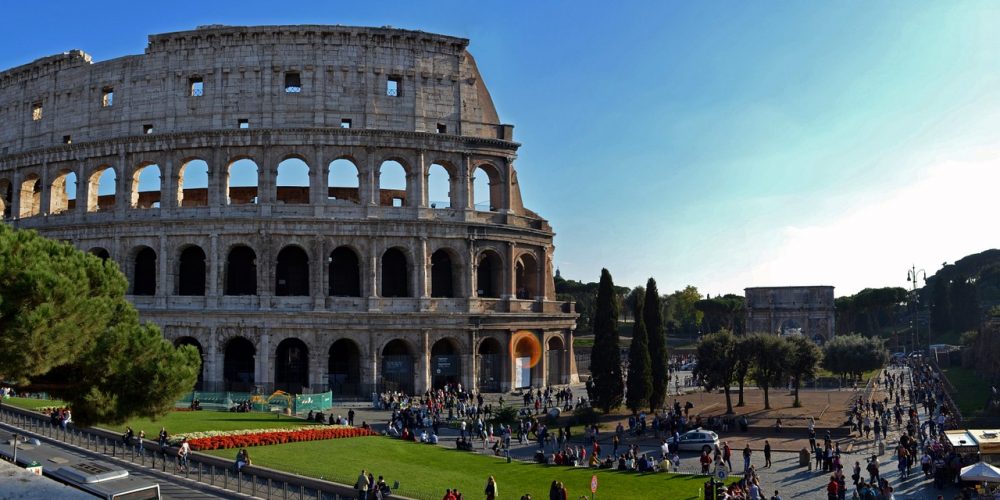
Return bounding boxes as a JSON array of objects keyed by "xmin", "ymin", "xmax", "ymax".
[
  {"xmin": 103, "ymin": 410, "xmax": 321, "ymax": 436},
  {"xmin": 941, "ymin": 366, "xmax": 991, "ymax": 417},
  {"xmin": 207, "ymin": 436, "xmax": 713, "ymax": 500},
  {"xmin": 3, "ymin": 397, "xmax": 65, "ymax": 410}
]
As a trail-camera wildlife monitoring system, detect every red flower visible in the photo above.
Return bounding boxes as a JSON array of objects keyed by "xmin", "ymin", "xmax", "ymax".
[{"xmin": 188, "ymin": 427, "xmax": 379, "ymax": 451}]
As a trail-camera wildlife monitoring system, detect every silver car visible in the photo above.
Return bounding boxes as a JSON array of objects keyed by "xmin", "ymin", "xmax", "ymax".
[{"xmin": 677, "ymin": 429, "xmax": 720, "ymax": 453}]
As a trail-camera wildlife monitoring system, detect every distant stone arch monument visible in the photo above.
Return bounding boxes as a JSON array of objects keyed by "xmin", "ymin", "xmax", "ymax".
[{"xmin": 744, "ymin": 286, "xmax": 835, "ymax": 343}]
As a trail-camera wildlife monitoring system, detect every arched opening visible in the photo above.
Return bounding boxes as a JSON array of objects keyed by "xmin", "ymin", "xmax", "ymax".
[
  {"xmin": 276, "ymin": 157, "xmax": 310, "ymax": 204},
  {"xmin": 780, "ymin": 319, "xmax": 803, "ymax": 337},
  {"xmin": 473, "ymin": 164, "xmax": 502, "ymax": 212},
  {"xmin": 478, "ymin": 338, "xmax": 503, "ymax": 392},
  {"xmin": 378, "ymin": 160, "xmax": 407, "ymax": 207},
  {"xmin": 0, "ymin": 179, "xmax": 11, "ymax": 219},
  {"xmin": 380, "ymin": 339, "xmax": 414, "ymax": 394},
  {"xmin": 513, "ymin": 333, "xmax": 541, "ymax": 389},
  {"xmin": 131, "ymin": 164, "xmax": 161, "ymax": 209},
  {"xmin": 515, "ymin": 254, "xmax": 540, "ymax": 300},
  {"xmin": 547, "ymin": 336, "xmax": 566, "ymax": 385},
  {"xmin": 87, "ymin": 166, "xmax": 117, "ymax": 212},
  {"xmin": 327, "ymin": 158, "xmax": 360, "ymax": 203},
  {"xmin": 477, "ymin": 251, "xmax": 502, "ymax": 298},
  {"xmin": 18, "ymin": 174, "xmax": 41, "ymax": 218},
  {"xmin": 427, "ymin": 163, "xmax": 451, "ymax": 209},
  {"xmin": 49, "ymin": 170, "xmax": 77, "ymax": 214},
  {"xmin": 174, "ymin": 337, "xmax": 205, "ymax": 390},
  {"xmin": 380, "ymin": 248, "xmax": 409, "ymax": 297},
  {"xmin": 430, "ymin": 338, "xmax": 462, "ymax": 390},
  {"xmin": 223, "ymin": 337, "xmax": 256, "ymax": 392},
  {"xmin": 329, "ymin": 246, "xmax": 361, "ymax": 297},
  {"xmin": 225, "ymin": 245, "xmax": 257, "ymax": 295},
  {"xmin": 132, "ymin": 246, "xmax": 157, "ymax": 296},
  {"xmin": 275, "ymin": 338, "xmax": 309, "ymax": 393},
  {"xmin": 275, "ymin": 246, "xmax": 310, "ymax": 296},
  {"xmin": 178, "ymin": 246, "xmax": 207, "ymax": 296},
  {"xmin": 227, "ymin": 159, "xmax": 259, "ymax": 205},
  {"xmin": 89, "ymin": 247, "xmax": 110, "ymax": 261},
  {"xmin": 178, "ymin": 159, "xmax": 208, "ymax": 207},
  {"xmin": 328, "ymin": 339, "xmax": 361, "ymax": 396},
  {"xmin": 431, "ymin": 249, "xmax": 457, "ymax": 298}
]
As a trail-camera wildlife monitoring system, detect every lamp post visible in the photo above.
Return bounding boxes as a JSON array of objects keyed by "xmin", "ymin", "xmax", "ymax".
[{"xmin": 907, "ymin": 265, "xmax": 927, "ymax": 353}]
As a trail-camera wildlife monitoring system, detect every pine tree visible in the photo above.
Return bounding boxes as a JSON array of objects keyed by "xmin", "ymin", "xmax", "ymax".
[
  {"xmin": 589, "ymin": 268, "xmax": 623, "ymax": 412},
  {"xmin": 645, "ymin": 278, "xmax": 668, "ymax": 411},
  {"xmin": 626, "ymin": 289, "xmax": 652, "ymax": 412}
]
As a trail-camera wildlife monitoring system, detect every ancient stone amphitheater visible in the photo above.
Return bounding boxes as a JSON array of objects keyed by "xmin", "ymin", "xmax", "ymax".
[{"xmin": 0, "ymin": 25, "xmax": 577, "ymax": 396}]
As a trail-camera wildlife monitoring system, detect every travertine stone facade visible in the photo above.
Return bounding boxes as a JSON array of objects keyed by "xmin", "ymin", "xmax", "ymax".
[
  {"xmin": 0, "ymin": 25, "xmax": 577, "ymax": 395},
  {"xmin": 744, "ymin": 286, "xmax": 835, "ymax": 343}
]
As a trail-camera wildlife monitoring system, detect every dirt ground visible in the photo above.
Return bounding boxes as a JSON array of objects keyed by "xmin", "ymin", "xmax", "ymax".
[{"xmin": 677, "ymin": 387, "xmax": 861, "ymax": 428}]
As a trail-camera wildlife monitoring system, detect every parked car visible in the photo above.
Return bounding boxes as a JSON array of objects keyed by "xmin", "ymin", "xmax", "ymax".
[
  {"xmin": 677, "ymin": 428, "xmax": 720, "ymax": 453},
  {"xmin": 681, "ymin": 361, "xmax": 698, "ymax": 371}
]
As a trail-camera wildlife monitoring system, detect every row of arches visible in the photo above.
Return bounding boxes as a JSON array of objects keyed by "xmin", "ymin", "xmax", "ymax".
[
  {"xmin": 1, "ymin": 156, "xmax": 504, "ymax": 218},
  {"xmin": 177, "ymin": 334, "xmax": 567, "ymax": 395},
  {"xmin": 101, "ymin": 243, "xmax": 540, "ymax": 299}
]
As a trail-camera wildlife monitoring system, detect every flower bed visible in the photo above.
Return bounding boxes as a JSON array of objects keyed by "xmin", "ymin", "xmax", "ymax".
[{"xmin": 179, "ymin": 426, "xmax": 379, "ymax": 451}]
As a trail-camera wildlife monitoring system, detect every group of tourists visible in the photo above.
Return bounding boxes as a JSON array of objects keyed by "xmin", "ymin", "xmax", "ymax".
[
  {"xmin": 354, "ymin": 469, "xmax": 394, "ymax": 499},
  {"xmin": 306, "ymin": 408, "xmax": 356, "ymax": 426}
]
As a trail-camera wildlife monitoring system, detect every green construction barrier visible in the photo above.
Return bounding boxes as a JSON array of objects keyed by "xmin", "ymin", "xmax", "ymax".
[
  {"xmin": 176, "ymin": 392, "xmax": 252, "ymax": 410},
  {"xmin": 293, "ymin": 392, "xmax": 333, "ymax": 414}
]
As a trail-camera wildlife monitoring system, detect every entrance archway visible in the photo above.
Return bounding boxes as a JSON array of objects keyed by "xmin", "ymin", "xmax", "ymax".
[
  {"xmin": 430, "ymin": 338, "xmax": 462, "ymax": 389},
  {"xmin": 477, "ymin": 338, "xmax": 503, "ymax": 392},
  {"xmin": 512, "ymin": 333, "xmax": 541, "ymax": 389},
  {"xmin": 547, "ymin": 336, "xmax": 565, "ymax": 385},
  {"xmin": 328, "ymin": 339, "xmax": 361, "ymax": 396},
  {"xmin": 275, "ymin": 338, "xmax": 309, "ymax": 393},
  {"xmin": 223, "ymin": 337, "xmax": 255, "ymax": 392},
  {"xmin": 380, "ymin": 339, "xmax": 414, "ymax": 394},
  {"xmin": 174, "ymin": 337, "xmax": 204, "ymax": 390}
]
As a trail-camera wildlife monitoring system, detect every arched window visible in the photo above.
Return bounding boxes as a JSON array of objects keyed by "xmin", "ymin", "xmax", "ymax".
[
  {"xmin": 378, "ymin": 160, "xmax": 407, "ymax": 207},
  {"xmin": 223, "ymin": 337, "xmax": 255, "ymax": 391},
  {"xmin": 87, "ymin": 166, "xmax": 117, "ymax": 212},
  {"xmin": 431, "ymin": 249, "xmax": 456, "ymax": 298},
  {"xmin": 473, "ymin": 165, "xmax": 501, "ymax": 212},
  {"xmin": 477, "ymin": 251, "xmax": 502, "ymax": 298},
  {"xmin": 132, "ymin": 246, "xmax": 157, "ymax": 296},
  {"xmin": 131, "ymin": 164, "xmax": 161, "ymax": 209},
  {"xmin": 18, "ymin": 174, "xmax": 41, "ymax": 218},
  {"xmin": 427, "ymin": 163, "xmax": 451, "ymax": 209},
  {"xmin": 328, "ymin": 339, "xmax": 361, "ymax": 396},
  {"xmin": 178, "ymin": 159, "xmax": 209, "ymax": 207},
  {"xmin": 276, "ymin": 158, "xmax": 310, "ymax": 204},
  {"xmin": 225, "ymin": 245, "xmax": 257, "ymax": 295},
  {"xmin": 0, "ymin": 178, "xmax": 11, "ymax": 219},
  {"xmin": 49, "ymin": 170, "xmax": 77, "ymax": 214},
  {"xmin": 227, "ymin": 159, "xmax": 259, "ymax": 205},
  {"xmin": 328, "ymin": 159, "xmax": 360, "ymax": 203},
  {"xmin": 178, "ymin": 246, "xmax": 207, "ymax": 296},
  {"xmin": 275, "ymin": 246, "xmax": 310, "ymax": 296},
  {"xmin": 275, "ymin": 338, "xmax": 309, "ymax": 393},
  {"xmin": 381, "ymin": 248, "xmax": 409, "ymax": 297},
  {"xmin": 329, "ymin": 246, "xmax": 361, "ymax": 297},
  {"xmin": 515, "ymin": 254, "xmax": 540, "ymax": 299}
]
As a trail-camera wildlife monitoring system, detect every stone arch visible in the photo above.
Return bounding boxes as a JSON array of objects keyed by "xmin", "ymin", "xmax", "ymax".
[
  {"xmin": 227, "ymin": 158, "xmax": 259, "ymax": 205},
  {"xmin": 178, "ymin": 158, "xmax": 209, "ymax": 207},
  {"xmin": 430, "ymin": 337, "xmax": 462, "ymax": 389},
  {"xmin": 477, "ymin": 337, "xmax": 504, "ymax": 392},
  {"xmin": 329, "ymin": 246, "xmax": 361, "ymax": 297},
  {"xmin": 18, "ymin": 173, "xmax": 41, "ymax": 218},
  {"xmin": 427, "ymin": 163, "xmax": 453, "ymax": 209},
  {"xmin": 131, "ymin": 245, "xmax": 157, "ymax": 296},
  {"xmin": 472, "ymin": 162, "xmax": 503, "ymax": 212},
  {"xmin": 276, "ymin": 157, "xmax": 310, "ymax": 205},
  {"xmin": 88, "ymin": 247, "xmax": 110, "ymax": 261},
  {"xmin": 515, "ymin": 252, "xmax": 540, "ymax": 299},
  {"xmin": 177, "ymin": 245, "xmax": 207, "ymax": 296},
  {"xmin": 274, "ymin": 337, "xmax": 309, "ymax": 393},
  {"xmin": 380, "ymin": 338, "xmax": 415, "ymax": 394},
  {"xmin": 174, "ymin": 336, "xmax": 205, "ymax": 390},
  {"xmin": 547, "ymin": 335, "xmax": 566, "ymax": 385},
  {"xmin": 430, "ymin": 247, "xmax": 460, "ymax": 298},
  {"xmin": 131, "ymin": 162, "xmax": 161, "ymax": 209},
  {"xmin": 328, "ymin": 338, "xmax": 362, "ymax": 396},
  {"xmin": 0, "ymin": 178, "xmax": 11, "ymax": 219},
  {"xmin": 87, "ymin": 165, "xmax": 117, "ymax": 212},
  {"xmin": 328, "ymin": 158, "xmax": 360, "ymax": 204},
  {"xmin": 511, "ymin": 331, "xmax": 541, "ymax": 389},
  {"xmin": 275, "ymin": 245, "xmax": 310, "ymax": 296},
  {"xmin": 49, "ymin": 169, "xmax": 77, "ymax": 215},
  {"xmin": 225, "ymin": 245, "xmax": 258, "ymax": 295},
  {"xmin": 378, "ymin": 159, "xmax": 408, "ymax": 207},
  {"xmin": 476, "ymin": 249, "xmax": 503, "ymax": 298},
  {"xmin": 223, "ymin": 336, "xmax": 256, "ymax": 392},
  {"xmin": 381, "ymin": 247, "xmax": 410, "ymax": 297}
]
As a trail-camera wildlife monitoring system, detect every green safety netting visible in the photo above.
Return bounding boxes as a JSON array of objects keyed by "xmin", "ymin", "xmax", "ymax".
[
  {"xmin": 176, "ymin": 392, "xmax": 252, "ymax": 410},
  {"xmin": 293, "ymin": 392, "xmax": 333, "ymax": 413}
]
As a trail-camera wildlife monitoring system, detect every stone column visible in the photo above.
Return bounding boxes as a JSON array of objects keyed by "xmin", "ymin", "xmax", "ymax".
[
  {"xmin": 541, "ymin": 334, "xmax": 550, "ymax": 388},
  {"xmin": 209, "ymin": 234, "xmax": 220, "ymax": 300},
  {"xmin": 312, "ymin": 147, "xmax": 326, "ymax": 213},
  {"xmin": 258, "ymin": 330, "xmax": 271, "ymax": 393},
  {"xmin": 501, "ymin": 157, "xmax": 513, "ymax": 212},
  {"xmin": 417, "ymin": 330, "xmax": 430, "ymax": 394},
  {"xmin": 161, "ymin": 155, "xmax": 175, "ymax": 211},
  {"xmin": 157, "ymin": 235, "xmax": 168, "ymax": 307},
  {"xmin": 312, "ymin": 236, "xmax": 325, "ymax": 309},
  {"xmin": 504, "ymin": 242, "xmax": 515, "ymax": 300},
  {"xmin": 38, "ymin": 163, "xmax": 50, "ymax": 216},
  {"xmin": 456, "ymin": 154, "xmax": 471, "ymax": 210},
  {"xmin": 9, "ymin": 170, "xmax": 20, "ymax": 221},
  {"xmin": 210, "ymin": 149, "xmax": 224, "ymax": 213},
  {"xmin": 413, "ymin": 150, "xmax": 427, "ymax": 208},
  {"xmin": 259, "ymin": 148, "xmax": 275, "ymax": 205},
  {"xmin": 469, "ymin": 329, "xmax": 479, "ymax": 392},
  {"xmin": 207, "ymin": 329, "xmax": 220, "ymax": 391},
  {"xmin": 364, "ymin": 148, "xmax": 377, "ymax": 207},
  {"xmin": 417, "ymin": 237, "xmax": 429, "ymax": 299},
  {"xmin": 115, "ymin": 150, "xmax": 127, "ymax": 217},
  {"xmin": 73, "ymin": 162, "xmax": 86, "ymax": 214}
]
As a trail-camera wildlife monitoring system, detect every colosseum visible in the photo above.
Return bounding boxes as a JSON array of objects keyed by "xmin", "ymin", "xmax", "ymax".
[{"xmin": 0, "ymin": 24, "xmax": 578, "ymax": 397}]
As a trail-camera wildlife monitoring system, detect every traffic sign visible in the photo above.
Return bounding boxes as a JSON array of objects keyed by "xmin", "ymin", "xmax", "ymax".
[
  {"xmin": 716, "ymin": 468, "xmax": 729, "ymax": 481},
  {"xmin": 591, "ymin": 475, "xmax": 598, "ymax": 493}
]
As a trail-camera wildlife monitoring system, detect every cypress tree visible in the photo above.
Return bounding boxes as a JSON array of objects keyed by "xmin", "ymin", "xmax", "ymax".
[
  {"xmin": 589, "ymin": 268, "xmax": 623, "ymax": 412},
  {"xmin": 645, "ymin": 277, "xmax": 668, "ymax": 411},
  {"xmin": 626, "ymin": 289, "xmax": 652, "ymax": 412}
]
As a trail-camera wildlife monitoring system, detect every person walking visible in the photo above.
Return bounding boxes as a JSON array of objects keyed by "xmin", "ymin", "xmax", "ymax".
[
  {"xmin": 763, "ymin": 440, "xmax": 772, "ymax": 468},
  {"xmin": 177, "ymin": 438, "xmax": 190, "ymax": 473},
  {"xmin": 484, "ymin": 475, "xmax": 498, "ymax": 500},
  {"xmin": 743, "ymin": 443, "xmax": 752, "ymax": 473}
]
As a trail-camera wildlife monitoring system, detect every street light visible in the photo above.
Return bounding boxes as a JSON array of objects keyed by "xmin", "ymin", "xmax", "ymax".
[{"xmin": 907, "ymin": 265, "xmax": 927, "ymax": 353}]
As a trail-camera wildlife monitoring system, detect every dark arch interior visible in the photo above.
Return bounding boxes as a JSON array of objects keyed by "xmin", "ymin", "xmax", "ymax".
[
  {"xmin": 381, "ymin": 248, "xmax": 409, "ymax": 297},
  {"xmin": 381, "ymin": 339, "xmax": 414, "ymax": 394},
  {"xmin": 133, "ymin": 247, "xmax": 157, "ymax": 296},
  {"xmin": 275, "ymin": 338, "xmax": 309, "ymax": 393},
  {"xmin": 174, "ymin": 337, "xmax": 204, "ymax": 390},
  {"xmin": 477, "ymin": 252, "xmax": 501, "ymax": 298},
  {"xmin": 178, "ymin": 246, "xmax": 207, "ymax": 296},
  {"xmin": 328, "ymin": 339, "xmax": 361, "ymax": 396},
  {"xmin": 477, "ymin": 338, "xmax": 503, "ymax": 392},
  {"xmin": 515, "ymin": 255, "xmax": 539, "ymax": 299},
  {"xmin": 223, "ymin": 337, "xmax": 255, "ymax": 392},
  {"xmin": 275, "ymin": 246, "xmax": 310, "ymax": 296},
  {"xmin": 1, "ymin": 181, "xmax": 12, "ymax": 218},
  {"xmin": 225, "ymin": 246, "xmax": 257, "ymax": 295},
  {"xmin": 89, "ymin": 247, "xmax": 110, "ymax": 261},
  {"xmin": 329, "ymin": 247, "xmax": 361, "ymax": 297},
  {"xmin": 430, "ymin": 250, "xmax": 455, "ymax": 298},
  {"xmin": 430, "ymin": 339, "xmax": 461, "ymax": 389},
  {"xmin": 547, "ymin": 336, "xmax": 565, "ymax": 385}
]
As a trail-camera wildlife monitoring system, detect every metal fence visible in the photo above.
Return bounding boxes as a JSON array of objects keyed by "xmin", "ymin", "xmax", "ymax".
[{"xmin": 0, "ymin": 406, "xmax": 359, "ymax": 500}]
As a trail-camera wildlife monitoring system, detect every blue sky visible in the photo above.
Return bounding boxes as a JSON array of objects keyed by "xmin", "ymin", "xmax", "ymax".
[{"xmin": 4, "ymin": 1, "xmax": 1000, "ymax": 296}]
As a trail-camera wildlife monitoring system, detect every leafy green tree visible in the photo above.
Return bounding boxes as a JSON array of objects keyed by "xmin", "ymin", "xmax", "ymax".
[
  {"xmin": 644, "ymin": 278, "xmax": 668, "ymax": 411},
  {"xmin": 0, "ymin": 225, "xmax": 200, "ymax": 426},
  {"xmin": 786, "ymin": 336, "xmax": 823, "ymax": 407},
  {"xmin": 589, "ymin": 269, "xmax": 624, "ymax": 412},
  {"xmin": 693, "ymin": 330, "xmax": 737, "ymax": 414},
  {"xmin": 747, "ymin": 333, "xmax": 790, "ymax": 410},
  {"xmin": 733, "ymin": 335, "xmax": 752, "ymax": 407},
  {"xmin": 822, "ymin": 334, "xmax": 888, "ymax": 384},
  {"xmin": 626, "ymin": 289, "xmax": 652, "ymax": 413},
  {"xmin": 664, "ymin": 285, "xmax": 703, "ymax": 338}
]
